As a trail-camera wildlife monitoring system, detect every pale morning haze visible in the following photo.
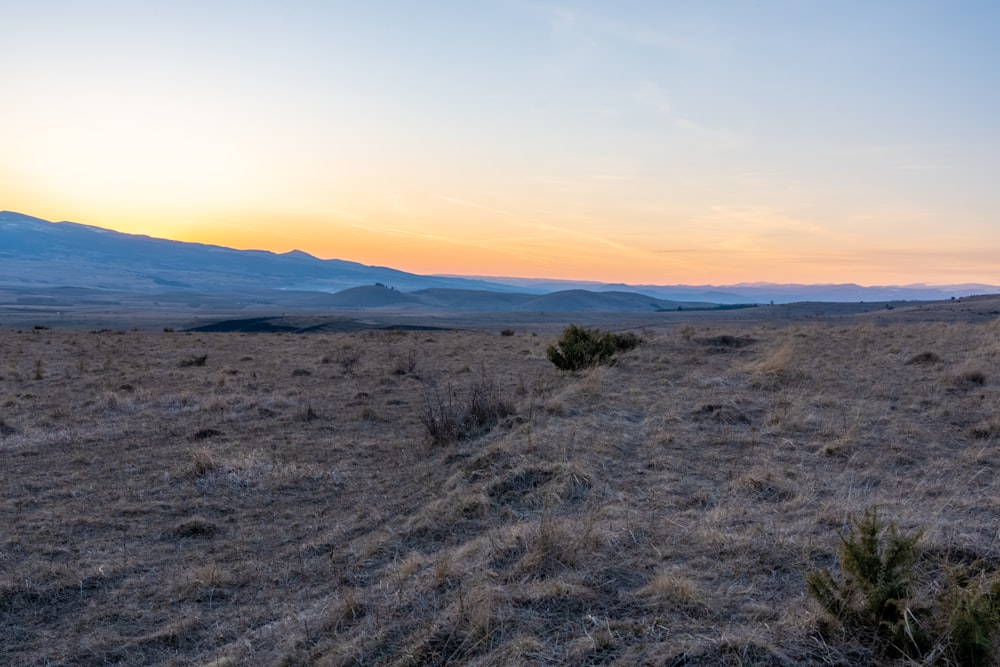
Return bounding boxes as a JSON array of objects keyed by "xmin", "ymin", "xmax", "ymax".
[{"xmin": 2, "ymin": 1, "xmax": 998, "ymax": 285}]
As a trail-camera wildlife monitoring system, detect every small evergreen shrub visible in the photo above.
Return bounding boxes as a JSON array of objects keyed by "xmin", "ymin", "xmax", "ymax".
[
  {"xmin": 546, "ymin": 325, "xmax": 618, "ymax": 371},
  {"xmin": 807, "ymin": 507, "xmax": 928, "ymax": 657},
  {"xmin": 808, "ymin": 507, "xmax": 1000, "ymax": 665}
]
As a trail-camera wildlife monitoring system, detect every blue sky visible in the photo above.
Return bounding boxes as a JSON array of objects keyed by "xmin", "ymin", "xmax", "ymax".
[{"xmin": 2, "ymin": 1, "xmax": 998, "ymax": 284}]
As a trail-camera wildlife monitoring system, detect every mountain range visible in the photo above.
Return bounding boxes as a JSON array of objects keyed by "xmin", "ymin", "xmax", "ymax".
[{"xmin": 2, "ymin": 210, "xmax": 996, "ymax": 307}]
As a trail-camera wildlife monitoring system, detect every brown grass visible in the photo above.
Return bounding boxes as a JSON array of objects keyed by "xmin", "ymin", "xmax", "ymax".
[{"xmin": 2, "ymin": 319, "xmax": 1000, "ymax": 664}]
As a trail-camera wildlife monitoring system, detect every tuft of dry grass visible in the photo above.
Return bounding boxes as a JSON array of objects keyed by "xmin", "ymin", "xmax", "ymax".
[{"xmin": 744, "ymin": 334, "xmax": 805, "ymax": 389}]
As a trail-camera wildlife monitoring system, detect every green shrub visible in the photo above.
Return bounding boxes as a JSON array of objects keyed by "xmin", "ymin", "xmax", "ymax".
[
  {"xmin": 808, "ymin": 507, "xmax": 1000, "ymax": 665},
  {"xmin": 940, "ymin": 566, "xmax": 1000, "ymax": 666},
  {"xmin": 807, "ymin": 507, "xmax": 928, "ymax": 657},
  {"xmin": 546, "ymin": 325, "xmax": 618, "ymax": 371}
]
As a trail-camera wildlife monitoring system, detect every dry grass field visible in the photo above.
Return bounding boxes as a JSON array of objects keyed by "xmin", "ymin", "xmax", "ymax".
[{"xmin": 2, "ymin": 315, "xmax": 1000, "ymax": 665}]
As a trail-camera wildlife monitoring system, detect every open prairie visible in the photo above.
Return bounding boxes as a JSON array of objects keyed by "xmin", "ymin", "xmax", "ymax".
[{"xmin": 2, "ymin": 311, "xmax": 1000, "ymax": 665}]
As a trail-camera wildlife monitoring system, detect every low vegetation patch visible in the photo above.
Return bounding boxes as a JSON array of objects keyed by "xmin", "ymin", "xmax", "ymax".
[
  {"xmin": 546, "ymin": 324, "xmax": 640, "ymax": 371},
  {"xmin": 905, "ymin": 351, "xmax": 941, "ymax": 365},
  {"xmin": 419, "ymin": 372, "xmax": 515, "ymax": 446},
  {"xmin": 696, "ymin": 334, "xmax": 755, "ymax": 350},
  {"xmin": 179, "ymin": 353, "xmax": 208, "ymax": 367},
  {"xmin": 808, "ymin": 507, "xmax": 1000, "ymax": 665}
]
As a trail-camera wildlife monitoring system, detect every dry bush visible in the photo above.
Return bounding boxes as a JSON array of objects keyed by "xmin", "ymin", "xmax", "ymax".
[
  {"xmin": 419, "ymin": 371, "xmax": 515, "ymax": 446},
  {"xmin": 612, "ymin": 331, "xmax": 642, "ymax": 352}
]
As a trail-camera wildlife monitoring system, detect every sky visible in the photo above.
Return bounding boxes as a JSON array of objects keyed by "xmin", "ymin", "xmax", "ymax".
[{"xmin": 2, "ymin": 1, "xmax": 999, "ymax": 286}]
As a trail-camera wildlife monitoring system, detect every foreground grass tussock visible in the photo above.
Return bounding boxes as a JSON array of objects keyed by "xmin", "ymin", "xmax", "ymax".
[{"xmin": 2, "ymin": 319, "xmax": 1000, "ymax": 665}]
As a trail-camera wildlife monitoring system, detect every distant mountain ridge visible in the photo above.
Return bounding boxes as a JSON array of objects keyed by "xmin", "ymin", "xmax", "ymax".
[
  {"xmin": 445, "ymin": 277, "xmax": 1000, "ymax": 304},
  {"xmin": 0, "ymin": 211, "xmax": 528, "ymax": 294},
  {"xmin": 2, "ymin": 211, "xmax": 997, "ymax": 305}
]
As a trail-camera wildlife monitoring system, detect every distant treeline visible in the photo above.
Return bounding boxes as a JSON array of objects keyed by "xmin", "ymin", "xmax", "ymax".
[{"xmin": 658, "ymin": 303, "xmax": 759, "ymax": 312}]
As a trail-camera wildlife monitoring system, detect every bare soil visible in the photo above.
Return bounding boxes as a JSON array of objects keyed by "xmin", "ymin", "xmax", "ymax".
[{"xmin": 2, "ymin": 312, "xmax": 1000, "ymax": 665}]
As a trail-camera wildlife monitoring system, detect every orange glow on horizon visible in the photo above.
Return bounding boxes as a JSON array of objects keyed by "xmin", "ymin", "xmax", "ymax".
[{"xmin": 5, "ymin": 192, "xmax": 997, "ymax": 288}]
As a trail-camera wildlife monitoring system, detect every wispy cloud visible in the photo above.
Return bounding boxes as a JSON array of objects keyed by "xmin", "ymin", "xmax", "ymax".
[
  {"xmin": 439, "ymin": 193, "xmax": 669, "ymax": 263},
  {"xmin": 629, "ymin": 81, "xmax": 744, "ymax": 151},
  {"xmin": 347, "ymin": 222, "xmax": 455, "ymax": 245},
  {"xmin": 672, "ymin": 117, "xmax": 744, "ymax": 151},
  {"xmin": 632, "ymin": 81, "xmax": 672, "ymax": 114},
  {"xmin": 326, "ymin": 208, "xmax": 365, "ymax": 223},
  {"xmin": 825, "ymin": 143, "xmax": 959, "ymax": 172},
  {"xmin": 523, "ymin": 2, "xmax": 722, "ymax": 60}
]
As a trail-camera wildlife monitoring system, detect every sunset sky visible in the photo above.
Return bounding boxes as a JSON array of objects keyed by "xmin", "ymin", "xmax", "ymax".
[{"xmin": 2, "ymin": 1, "xmax": 998, "ymax": 285}]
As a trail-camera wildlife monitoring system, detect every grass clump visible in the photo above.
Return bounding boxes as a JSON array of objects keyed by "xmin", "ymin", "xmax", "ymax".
[
  {"xmin": 612, "ymin": 331, "xmax": 641, "ymax": 351},
  {"xmin": 546, "ymin": 325, "xmax": 639, "ymax": 371},
  {"xmin": 905, "ymin": 351, "xmax": 941, "ymax": 365},
  {"xmin": 808, "ymin": 507, "xmax": 1000, "ymax": 665}
]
